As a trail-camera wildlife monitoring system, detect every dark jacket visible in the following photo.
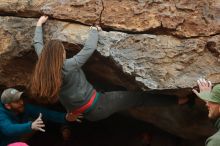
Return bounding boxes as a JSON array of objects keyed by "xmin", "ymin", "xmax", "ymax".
[{"xmin": 0, "ymin": 103, "xmax": 67, "ymax": 146}]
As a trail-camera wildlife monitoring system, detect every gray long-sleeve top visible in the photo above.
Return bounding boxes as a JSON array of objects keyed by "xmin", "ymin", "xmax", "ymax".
[{"xmin": 33, "ymin": 26, "xmax": 98, "ymax": 112}]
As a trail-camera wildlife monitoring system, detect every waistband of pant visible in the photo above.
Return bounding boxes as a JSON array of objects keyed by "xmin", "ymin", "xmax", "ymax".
[{"xmin": 70, "ymin": 90, "xmax": 100, "ymax": 115}]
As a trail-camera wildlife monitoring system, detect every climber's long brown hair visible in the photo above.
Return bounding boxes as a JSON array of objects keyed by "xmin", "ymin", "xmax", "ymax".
[{"xmin": 29, "ymin": 40, "xmax": 65, "ymax": 103}]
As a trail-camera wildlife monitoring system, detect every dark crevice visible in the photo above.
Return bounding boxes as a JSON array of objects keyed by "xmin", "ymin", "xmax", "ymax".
[
  {"xmin": 206, "ymin": 41, "xmax": 220, "ymax": 57},
  {"xmin": 0, "ymin": 11, "xmax": 40, "ymax": 18},
  {"xmin": 27, "ymin": 114, "xmax": 205, "ymax": 146},
  {"xmin": 209, "ymin": 32, "xmax": 220, "ymax": 37},
  {"xmin": 100, "ymin": 24, "xmax": 175, "ymax": 35},
  {"xmin": 176, "ymin": 32, "xmax": 220, "ymax": 39},
  {"xmin": 98, "ymin": 0, "xmax": 104, "ymax": 26}
]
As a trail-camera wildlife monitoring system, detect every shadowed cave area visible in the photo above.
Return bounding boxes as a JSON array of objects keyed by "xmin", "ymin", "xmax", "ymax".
[{"xmin": 27, "ymin": 114, "xmax": 205, "ymax": 146}]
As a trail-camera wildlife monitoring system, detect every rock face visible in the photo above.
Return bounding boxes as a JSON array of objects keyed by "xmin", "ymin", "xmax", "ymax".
[
  {"xmin": 0, "ymin": 0, "xmax": 219, "ymax": 37},
  {"xmin": 102, "ymin": 0, "xmax": 220, "ymax": 37},
  {"xmin": 0, "ymin": 0, "xmax": 220, "ymax": 140},
  {"xmin": 1, "ymin": 16, "xmax": 220, "ymax": 89}
]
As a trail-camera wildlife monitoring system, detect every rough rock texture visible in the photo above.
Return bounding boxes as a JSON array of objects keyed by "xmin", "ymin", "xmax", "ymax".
[
  {"xmin": 0, "ymin": 0, "xmax": 103, "ymax": 24},
  {"xmin": 102, "ymin": 0, "xmax": 220, "ymax": 37},
  {"xmin": 0, "ymin": 0, "xmax": 219, "ymax": 37},
  {"xmin": 0, "ymin": 0, "xmax": 220, "ymax": 140},
  {"xmin": 1, "ymin": 16, "xmax": 220, "ymax": 89},
  {"xmin": 0, "ymin": 17, "xmax": 139, "ymax": 90}
]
